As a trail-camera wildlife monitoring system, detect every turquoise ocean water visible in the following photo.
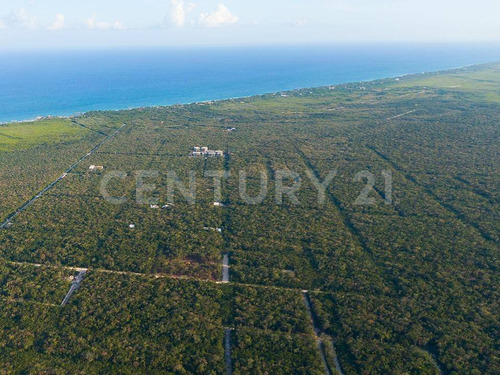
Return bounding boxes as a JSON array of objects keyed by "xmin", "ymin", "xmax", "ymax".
[{"xmin": 1, "ymin": 44, "xmax": 500, "ymax": 123}]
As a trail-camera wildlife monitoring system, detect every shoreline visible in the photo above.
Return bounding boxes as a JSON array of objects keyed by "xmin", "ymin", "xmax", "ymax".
[{"xmin": 0, "ymin": 61, "xmax": 495, "ymax": 126}]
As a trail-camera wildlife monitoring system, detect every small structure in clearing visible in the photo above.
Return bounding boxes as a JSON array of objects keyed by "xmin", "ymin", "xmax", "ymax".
[
  {"xmin": 204, "ymin": 227, "xmax": 222, "ymax": 233},
  {"xmin": 191, "ymin": 147, "xmax": 224, "ymax": 157}
]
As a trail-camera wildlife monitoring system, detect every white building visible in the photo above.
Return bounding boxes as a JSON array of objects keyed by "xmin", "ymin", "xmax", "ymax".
[{"xmin": 191, "ymin": 146, "xmax": 225, "ymax": 157}]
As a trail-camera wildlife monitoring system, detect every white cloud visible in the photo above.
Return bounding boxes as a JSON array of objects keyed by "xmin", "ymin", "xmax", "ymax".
[
  {"xmin": 47, "ymin": 13, "xmax": 65, "ymax": 31},
  {"xmin": 1, "ymin": 8, "xmax": 37, "ymax": 29},
  {"xmin": 84, "ymin": 15, "xmax": 125, "ymax": 30},
  {"xmin": 168, "ymin": 0, "xmax": 195, "ymax": 27},
  {"xmin": 199, "ymin": 4, "xmax": 238, "ymax": 28},
  {"xmin": 292, "ymin": 19, "xmax": 307, "ymax": 27}
]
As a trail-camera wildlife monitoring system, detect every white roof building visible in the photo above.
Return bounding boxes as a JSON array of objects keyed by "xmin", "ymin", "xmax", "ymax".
[{"xmin": 191, "ymin": 146, "xmax": 224, "ymax": 157}]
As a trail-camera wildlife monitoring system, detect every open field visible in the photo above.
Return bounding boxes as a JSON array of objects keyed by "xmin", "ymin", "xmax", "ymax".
[
  {"xmin": 0, "ymin": 119, "xmax": 89, "ymax": 152},
  {"xmin": 0, "ymin": 63, "xmax": 499, "ymax": 374}
]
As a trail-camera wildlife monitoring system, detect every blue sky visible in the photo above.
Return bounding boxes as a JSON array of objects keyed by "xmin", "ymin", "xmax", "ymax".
[{"xmin": 0, "ymin": 0, "xmax": 499, "ymax": 49}]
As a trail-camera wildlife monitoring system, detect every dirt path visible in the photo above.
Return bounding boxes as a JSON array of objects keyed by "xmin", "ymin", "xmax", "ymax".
[
  {"xmin": 224, "ymin": 328, "xmax": 233, "ymax": 375},
  {"xmin": 386, "ymin": 110, "xmax": 417, "ymax": 120},
  {"xmin": 222, "ymin": 254, "xmax": 230, "ymax": 283},
  {"xmin": 303, "ymin": 291, "xmax": 336, "ymax": 375},
  {"xmin": 1, "ymin": 123, "xmax": 126, "ymax": 229},
  {"xmin": 61, "ymin": 270, "xmax": 87, "ymax": 306}
]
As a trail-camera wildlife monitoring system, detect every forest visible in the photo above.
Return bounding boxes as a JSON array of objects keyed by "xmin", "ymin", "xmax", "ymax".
[{"xmin": 0, "ymin": 63, "xmax": 498, "ymax": 374}]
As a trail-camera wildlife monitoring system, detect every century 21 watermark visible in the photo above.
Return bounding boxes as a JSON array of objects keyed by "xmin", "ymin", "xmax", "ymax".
[{"xmin": 99, "ymin": 169, "xmax": 394, "ymax": 206}]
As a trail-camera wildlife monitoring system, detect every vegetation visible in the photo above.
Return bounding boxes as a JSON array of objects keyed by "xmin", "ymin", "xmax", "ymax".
[
  {"xmin": 232, "ymin": 327, "xmax": 324, "ymax": 375},
  {"xmin": 0, "ymin": 260, "xmax": 73, "ymax": 305},
  {"xmin": 0, "ymin": 118, "xmax": 88, "ymax": 152},
  {"xmin": 0, "ymin": 62, "xmax": 498, "ymax": 373}
]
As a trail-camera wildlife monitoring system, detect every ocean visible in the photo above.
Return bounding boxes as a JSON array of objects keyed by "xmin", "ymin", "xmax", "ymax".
[{"xmin": 1, "ymin": 44, "xmax": 500, "ymax": 124}]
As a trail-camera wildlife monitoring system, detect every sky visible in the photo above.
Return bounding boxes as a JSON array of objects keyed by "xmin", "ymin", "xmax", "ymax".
[{"xmin": 0, "ymin": 0, "xmax": 499, "ymax": 49}]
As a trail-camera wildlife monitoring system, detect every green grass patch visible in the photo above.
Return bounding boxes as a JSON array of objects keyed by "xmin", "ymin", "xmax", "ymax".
[
  {"xmin": 393, "ymin": 63, "xmax": 500, "ymax": 102},
  {"xmin": 0, "ymin": 118, "xmax": 89, "ymax": 152}
]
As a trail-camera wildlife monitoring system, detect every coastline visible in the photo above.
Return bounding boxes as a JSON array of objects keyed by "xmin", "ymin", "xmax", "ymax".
[{"xmin": 0, "ymin": 61, "xmax": 496, "ymax": 127}]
